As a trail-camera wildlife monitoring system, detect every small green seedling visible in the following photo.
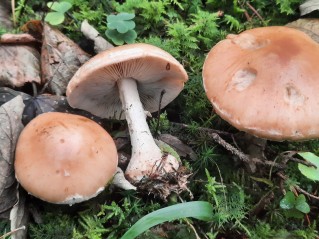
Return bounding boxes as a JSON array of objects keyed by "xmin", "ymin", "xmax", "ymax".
[
  {"xmin": 105, "ymin": 12, "xmax": 137, "ymax": 45},
  {"xmin": 45, "ymin": 2, "xmax": 73, "ymax": 25},
  {"xmin": 280, "ymin": 191, "xmax": 310, "ymax": 219},
  {"xmin": 298, "ymin": 152, "xmax": 319, "ymax": 181}
]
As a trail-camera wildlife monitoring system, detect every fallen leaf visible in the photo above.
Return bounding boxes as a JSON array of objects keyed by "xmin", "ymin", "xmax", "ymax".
[
  {"xmin": 286, "ymin": 18, "xmax": 319, "ymax": 43},
  {"xmin": 158, "ymin": 134, "xmax": 197, "ymax": 160},
  {"xmin": 0, "ymin": 87, "xmax": 32, "ymax": 106},
  {"xmin": 22, "ymin": 94, "xmax": 110, "ymax": 126},
  {"xmin": 300, "ymin": 0, "xmax": 319, "ymax": 16},
  {"xmin": 10, "ymin": 189, "xmax": 29, "ymax": 239},
  {"xmin": 0, "ymin": 45, "xmax": 41, "ymax": 87},
  {"xmin": 41, "ymin": 23, "xmax": 90, "ymax": 95},
  {"xmin": 0, "ymin": 96, "xmax": 25, "ymax": 219}
]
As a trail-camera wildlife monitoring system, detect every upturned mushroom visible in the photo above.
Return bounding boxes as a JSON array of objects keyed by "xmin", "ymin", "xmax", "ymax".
[
  {"xmin": 14, "ymin": 112, "xmax": 118, "ymax": 205},
  {"xmin": 67, "ymin": 43, "xmax": 188, "ymax": 182},
  {"xmin": 203, "ymin": 26, "xmax": 319, "ymax": 141}
]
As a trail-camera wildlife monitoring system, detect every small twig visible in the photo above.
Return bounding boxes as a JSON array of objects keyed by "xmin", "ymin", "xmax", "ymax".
[
  {"xmin": 246, "ymin": 2, "xmax": 264, "ymax": 22},
  {"xmin": 184, "ymin": 219, "xmax": 201, "ymax": 239},
  {"xmin": 0, "ymin": 226, "xmax": 26, "ymax": 239},
  {"xmin": 31, "ymin": 82, "xmax": 38, "ymax": 97},
  {"xmin": 295, "ymin": 186, "xmax": 319, "ymax": 201},
  {"xmin": 208, "ymin": 131, "xmax": 285, "ymax": 169},
  {"xmin": 277, "ymin": 171, "xmax": 319, "ymax": 201},
  {"xmin": 280, "ymin": 151, "xmax": 316, "ymax": 167},
  {"xmin": 170, "ymin": 122, "xmax": 232, "ymax": 137},
  {"xmin": 172, "ymin": 122, "xmax": 286, "ymax": 169},
  {"xmin": 154, "ymin": 89, "xmax": 166, "ymax": 138},
  {"xmin": 11, "ymin": 0, "xmax": 16, "ymax": 26}
]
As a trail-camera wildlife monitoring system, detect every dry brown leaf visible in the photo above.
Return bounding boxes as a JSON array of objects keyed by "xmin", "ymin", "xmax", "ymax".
[
  {"xmin": 41, "ymin": 23, "xmax": 90, "ymax": 95},
  {"xmin": 0, "ymin": 96, "xmax": 25, "ymax": 219},
  {"xmin": 0, "ymin": 45, "xmax": 41, "ymax": 87},
  {"xmin": 158, "ymin": 134, "xmax": 197, "ymax": 160},
  {"xmin": 10, "ymin": 189, "xmax": 29, "ymax": 239},
  {"xmin": 286, "ymin": 18, "xmax": 319, "ymax": 43}
]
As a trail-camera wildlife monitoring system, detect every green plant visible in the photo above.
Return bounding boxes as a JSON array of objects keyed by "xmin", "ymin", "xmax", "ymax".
[
  {"xmin": 29, "ymin": 213, "xmax": 75, "ymax": 239},
  {"xmin": 120, "ymin": 201, "xmax": 214, "ymax": 239},
  {"xmin": 105, "ymin": 12, "xmax": 137, "ymax": 45},
  {"xmin": 45, "ymin": 1, "xmax": 73, "ymax": 25},
  {"xmin": 298, "ymin": 152, "xmax": 319, "ymax": 181},
  {"xmin": 275, "ymin": 0, "xmax": 303, "ymax": 14},
  {"xmin": 149, "ymin": 111, "xmax": 170, "ymax": 135},
  {"xmin": 205, "ymin": 169, "xmax": 225, "ymax": 207},
  {"xmin": 279, "ymin": 191, "xmax": 310, "ymax": 219},
  {"xmin": 210, "ymin": 184, "xmax": 251, "ymax": 236}
]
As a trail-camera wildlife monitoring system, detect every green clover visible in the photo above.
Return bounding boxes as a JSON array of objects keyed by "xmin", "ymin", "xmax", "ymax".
[
  {"xmin": 105, "ymin": 13, "xmax": 137, "ymax": 45},
  {"xmin": 280, "ymin": 191, "xmax": 310, "ymax": 219},
  {"xmin": 45, "ymin": 2, "xmax": 72, "ymax": 25}
]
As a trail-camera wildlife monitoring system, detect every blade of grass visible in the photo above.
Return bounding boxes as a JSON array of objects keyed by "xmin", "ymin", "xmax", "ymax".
[{"xmin": 120, "ymin": 201, "xmax": 213, "ymax": 239}]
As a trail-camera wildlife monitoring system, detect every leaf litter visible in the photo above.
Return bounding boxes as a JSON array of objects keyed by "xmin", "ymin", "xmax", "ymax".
[{"xmin": 0, "ymin": 96, "xmax": 25, "ymax": 218}]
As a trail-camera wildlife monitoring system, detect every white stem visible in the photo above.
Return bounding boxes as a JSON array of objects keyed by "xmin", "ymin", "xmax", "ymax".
[{"xmin": 118, "ymin": 78, "xmax": 179, "ymax": 182}]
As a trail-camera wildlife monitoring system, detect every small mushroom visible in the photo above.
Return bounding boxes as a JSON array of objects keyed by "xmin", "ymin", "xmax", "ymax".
[
  {"xmin": 203, "ymin": 26, "xmax": 319, "ymax": 141},
  {"xmin": 14, "ymin": 112, "xmax": 118, "ymax": 205},
  {"xmin": 67, "ymin": 43, "xmax": 188, "ymax": 182}
]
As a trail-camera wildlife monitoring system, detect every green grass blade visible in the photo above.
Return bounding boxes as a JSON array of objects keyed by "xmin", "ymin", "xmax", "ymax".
[{"xmin": 120, "ymin": 201, "xmax": 213, "ymax": 239}]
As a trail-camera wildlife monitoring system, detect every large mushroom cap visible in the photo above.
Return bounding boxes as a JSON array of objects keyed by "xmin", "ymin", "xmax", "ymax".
[
  {"xmin": 203, "ymin": 26, "xmax": 319, "ymax": 141},
  {"xmin": 14, "ymin": 112, "xmax": 118, "ymax": 205},
  {"xmin": 67, "ymin": 43, "xmax": 188, "ymax": 119}
]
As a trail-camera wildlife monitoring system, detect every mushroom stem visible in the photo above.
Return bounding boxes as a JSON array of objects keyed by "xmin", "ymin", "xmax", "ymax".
[{"xmin": 118, "ymin": 78, "xmax": 179, "ymax": 182}]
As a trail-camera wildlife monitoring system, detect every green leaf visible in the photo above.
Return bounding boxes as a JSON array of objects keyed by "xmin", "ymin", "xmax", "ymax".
[
  {"xmin": 250, "ymin": 176, "xmax": 274, "ymax": 187},
  {"xmin": 105, "ymin": 29, "xmax": 137, "ymax": 45},
  {"xmin": 105, "ymin": 29, "xmax": 125, "ymax": 45},
  {"xmin": 295, "ymin": 194, "xmax": 310, "ymax": 214},
  {"xmin": 44, "ymin": 12, "xmax": 65, "ymax": 25},
  {"xmin": 120, "ymin": 201, "xmax": 214, "ymax": 239},
  {"xmin": 107, "ymin": 13, "xmax": 136, "ymax": 33},
  {"xmin": 107, "ymin": 12, "xmax": 135, "ymax": 22},
  {"xmin": 123, "ymin": 30, "xmax": 137, "ymax": 44},
  {"xmin": 283, "ymin": 208, "xmax": 305, "ymax": 219},
  {"xmin": 280, "ymin": 191, "xmax": 295, "ymax": 210},
  {"xmin": 298, "ymin": 152, "xmax": 319, "ymax": 181},
  {"xmin": 47, "ymin": 2, "xmax": 72, "ymax": 13},
  {"xmin": 108, "ymin": 20, "xmax": 135, "ymax": 33}
]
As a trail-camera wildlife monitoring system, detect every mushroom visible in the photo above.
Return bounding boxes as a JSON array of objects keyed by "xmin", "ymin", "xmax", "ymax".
[
  {"xmin": 203, "ymin": 26, "xmax": 319, "ymax": 141},
  {"xmin": 67, "ymin": 43, "xmax": 188, "ymax": 182},
  {"xmin": 14, "ymin": 112, "xmax": 118, "ymax": 205}
]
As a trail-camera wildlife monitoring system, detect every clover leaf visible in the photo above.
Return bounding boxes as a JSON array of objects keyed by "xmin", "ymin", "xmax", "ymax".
[
  {"xmin": 107, "ymin": 13, "xmax": 136, "ymax": 33},
  {"xmin": 45, "ymin": 2, "xmax": 72, "ymax": 26},
  {"xmin": 105, "ymin": 29, "xmax": 137, "ymax": 45},
  {"xmin": 47, "ymin": 2, "xmax": 72, "ymax": 13},
  {"xmin": 280, "ymin": 191, "xmax": 310, "ymax": 219},
  {"xmin": 298, "ymin": 152, "xmax": 319, "ymax": 181},
  {"xmin": 105, "ymin": 12, "xmax": 137, "ymax": 45}
]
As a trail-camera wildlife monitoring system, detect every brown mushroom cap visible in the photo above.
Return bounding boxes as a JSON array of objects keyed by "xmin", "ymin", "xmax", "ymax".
[
  {"xmin": 66, "ymin": 43, "xmax": 188, "ymax": 119},
  {"xmin": 203, "ymin": 26, "xmax": 319, "ymax": 141},
  {"xmin": 14, "ymin": 112, "xmax": 118, "ymax": 204}
]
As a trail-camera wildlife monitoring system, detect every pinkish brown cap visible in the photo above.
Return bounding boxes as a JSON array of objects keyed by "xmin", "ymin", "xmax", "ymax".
[
  {"xmin": 66, "ymin": 43, "xmax": 188, "ymax": 119},
  {"xmin": 14, "ymin": 112, "xmax": 118, "ymax": 205},
  {"xmin": 203, "ymin": 26, "xmax": 319, "ymax": 141}
]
